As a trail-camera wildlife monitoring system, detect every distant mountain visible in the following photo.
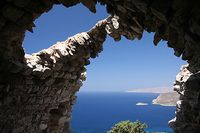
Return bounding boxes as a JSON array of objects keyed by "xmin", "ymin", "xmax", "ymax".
[
  {"xmin": 125, "ymin": 87, "xmax": 173, "ymax": 93},
  {"xmin": 152, "ymin": 92, "xmax": 180, "ymax": 106}
]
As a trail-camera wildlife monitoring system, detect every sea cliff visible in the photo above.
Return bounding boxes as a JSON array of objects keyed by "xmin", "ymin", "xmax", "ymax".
[{"xmin": 152, "ymin": 92, "xmax": 180, "ymax": 106}]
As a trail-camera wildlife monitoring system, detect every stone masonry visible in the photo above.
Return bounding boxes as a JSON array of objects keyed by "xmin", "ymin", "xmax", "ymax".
[
  {"xmin": 0, "ymin": 16, "xmax": 121, "ymax": 132},
  {"xmin": 0, "ymin": 0, "xmax": 200, "ymax": 133},
  {"xmin": 169, "ymin": 65, "xmax": 200, "ymax": 133}
]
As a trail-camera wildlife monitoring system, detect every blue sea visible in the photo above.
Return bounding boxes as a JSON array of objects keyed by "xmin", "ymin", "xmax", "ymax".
[{"xmin": 70, "ymin": 92, "xmax": 175, "ymax": 133}]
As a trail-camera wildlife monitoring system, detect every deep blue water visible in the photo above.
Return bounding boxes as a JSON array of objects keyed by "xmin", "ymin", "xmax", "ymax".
[{"xmin": 70, "ymin": 92, "xmax": 175, "ymax": 133}]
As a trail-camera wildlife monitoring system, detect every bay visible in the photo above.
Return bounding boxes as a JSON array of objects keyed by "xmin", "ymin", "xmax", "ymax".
[{"xmin": 70, "ymin": 92, "xmax": 175, "ymax": 133}]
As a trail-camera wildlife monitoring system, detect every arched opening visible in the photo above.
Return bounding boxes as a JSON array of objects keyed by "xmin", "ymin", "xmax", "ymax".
[
  {"xmin": 0, "ymin": 1, "xmax": 199, "ymax": 133},
  {"xmin": 22, "ymin": 4, "xmax": 185, "ymax": 132}
]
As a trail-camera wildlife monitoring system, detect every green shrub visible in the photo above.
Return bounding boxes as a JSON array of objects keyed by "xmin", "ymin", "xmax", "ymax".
[{"xmin": 107, "ymin": 120, "xmax": 147, "ymax": 133}]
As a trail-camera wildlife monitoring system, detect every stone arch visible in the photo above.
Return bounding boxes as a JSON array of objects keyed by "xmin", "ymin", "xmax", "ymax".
[{"xmin": 0, "ymin": 0, "xmax": 200, "ymax": 133}]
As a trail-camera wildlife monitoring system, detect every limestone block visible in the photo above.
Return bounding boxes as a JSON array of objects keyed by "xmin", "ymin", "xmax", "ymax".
[
  {"xmin": 53, "ymin": 63, "xmax": 63, "ymax": 71},
  {"xmin": 63, "ymin": 73, "xmax": 71, "ymax": 79},
  {"xmin": 42, "ymin": 67, "xmax": 52, "ymax": 78},
  {"xmin": 42, "ymin": 87, "xmax": 49, "ymax": 94},
  {"xmin": 45, "ymin": 78, "xmax": 55, "ymax": 86},
  {"xmin": 40, "ymin": 123, "xmax": 47, "ymax": 130}
]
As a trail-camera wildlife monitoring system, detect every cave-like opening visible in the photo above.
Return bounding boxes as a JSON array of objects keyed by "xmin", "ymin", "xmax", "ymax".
[
  {"xmin": 1, "ymin": 1, "xmax": 200, "ymax": 133},
  {"xmin": 23, "ymin": 4, "xmax": 185, "ymax": 132}
]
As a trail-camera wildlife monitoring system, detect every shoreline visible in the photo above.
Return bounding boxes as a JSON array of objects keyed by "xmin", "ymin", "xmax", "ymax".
[{"xmin": 152, "ymin": 101, "xmax": 176, "ymax": 107}]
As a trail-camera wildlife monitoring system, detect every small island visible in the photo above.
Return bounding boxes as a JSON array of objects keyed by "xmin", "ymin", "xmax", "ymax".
[
  {"xmin": 126, "ymin": 87, "xmax": 180, "ymax": 106},
  {"xmin": 136, "ymin": 102, "xmax": 148, "ymax": 106}
]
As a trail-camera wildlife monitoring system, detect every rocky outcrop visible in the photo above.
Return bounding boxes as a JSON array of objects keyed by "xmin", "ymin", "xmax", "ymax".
[
  {"xmin": 153, "ymin": 92, "xmax": 180, "ymax": 106},
  {"xmin": 169, "ymin": 65, "xmax": 200, "ymax": 133},
  {"xmin": 0, "ymin": 0, "xmax": 200, "ymax": 133}
]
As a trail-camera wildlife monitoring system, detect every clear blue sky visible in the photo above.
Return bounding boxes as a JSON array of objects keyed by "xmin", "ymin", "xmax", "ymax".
[{"xmin": 23, "ymin": 4, "xmax": 185, "ymax": 92}]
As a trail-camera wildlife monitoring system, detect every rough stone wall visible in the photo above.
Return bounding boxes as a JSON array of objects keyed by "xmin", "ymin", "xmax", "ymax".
[
  {"xmin": 0, "ymin": 16, "xmax": 120, "ymax": 133},
  {"xmin": 0, "ymin": 0, "xmax": 200, "ymax": 133},
  {"xmin": 169, "ymin": 65, "xmax": 200, "ymax": 133}
]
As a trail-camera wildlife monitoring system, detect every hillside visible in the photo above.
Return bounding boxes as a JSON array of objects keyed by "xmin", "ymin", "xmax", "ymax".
[
  {"xmin": 152, "ymin": 92, "xmax": 180, "ymax": 106},
  {"xmin": 126, "ymin": 87, "xmax": 172, "ymax": 93}
]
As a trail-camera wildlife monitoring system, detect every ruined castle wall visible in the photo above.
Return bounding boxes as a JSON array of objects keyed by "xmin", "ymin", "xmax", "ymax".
[{"xmin": 0, "ymin": 0, "xmax": 200, "ymax": 133}]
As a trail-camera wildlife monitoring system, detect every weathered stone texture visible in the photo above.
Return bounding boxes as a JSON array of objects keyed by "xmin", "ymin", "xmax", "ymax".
[
  {"xmin": 169, "ymin": 65, "xmax": 200, "ymax": 133},
  {"xmin": 0, "ymin": 0, "xmax": 200, "ymax": 133},
  {"xmin": 0, "ymin": 16, "xmax": 119, "ymax": 133}
]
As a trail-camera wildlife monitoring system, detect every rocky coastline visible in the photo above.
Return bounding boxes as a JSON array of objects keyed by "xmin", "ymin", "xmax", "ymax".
[{"xmin": 152, "ymin": 92, "xmax": 180, "ymax": 106}]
